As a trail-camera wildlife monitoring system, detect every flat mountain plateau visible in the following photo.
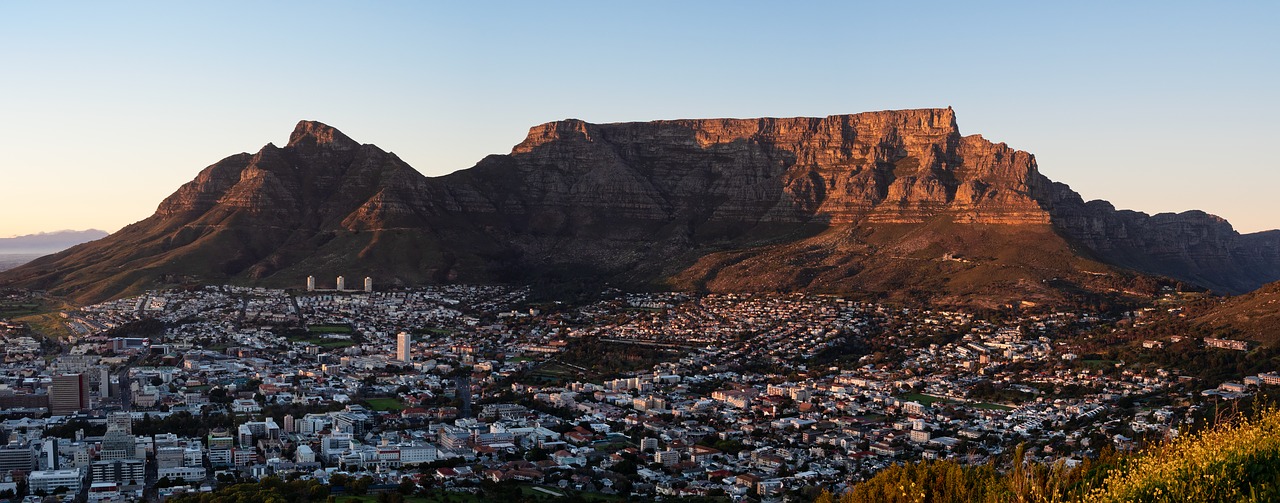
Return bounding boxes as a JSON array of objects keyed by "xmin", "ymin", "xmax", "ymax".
[{"xmin": 4, "ymin": 109, "xmax": 1277, "ymax": 307}]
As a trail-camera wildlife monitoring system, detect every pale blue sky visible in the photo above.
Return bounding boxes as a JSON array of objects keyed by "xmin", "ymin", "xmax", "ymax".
[{"xmin": 1, "ymin": 2, "xmax": 1276, "ymax": 237}]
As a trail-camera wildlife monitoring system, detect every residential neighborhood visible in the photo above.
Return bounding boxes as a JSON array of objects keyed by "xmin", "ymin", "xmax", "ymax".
[{"xmin": 0, "ymin": 286, "xmax": 1272, "ymax": 502}]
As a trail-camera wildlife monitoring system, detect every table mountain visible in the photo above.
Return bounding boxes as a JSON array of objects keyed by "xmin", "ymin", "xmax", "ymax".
[{"xmin": 4, "ymin": 109, "xmax": 1277, "ymax": 306}]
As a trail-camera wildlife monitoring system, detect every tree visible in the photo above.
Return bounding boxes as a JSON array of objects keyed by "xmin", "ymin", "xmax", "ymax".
[
  {"xmin": 349, "ymin": 476, "xmax": 374, "ymax": 496},
  {"xmin": 397, "ymin": 477, "xmax": 417, "ymax": 495}
]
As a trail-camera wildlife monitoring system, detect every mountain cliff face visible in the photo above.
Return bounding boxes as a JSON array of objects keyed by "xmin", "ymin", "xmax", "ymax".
[{"xmin": 3, "ymin": 110, "xmax": 1277, "ymax": 305}]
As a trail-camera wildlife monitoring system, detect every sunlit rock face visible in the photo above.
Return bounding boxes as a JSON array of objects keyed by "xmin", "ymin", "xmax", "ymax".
[{"xmin": 5, "ymin": 111, "xmax": 1278, "ymax": 305}]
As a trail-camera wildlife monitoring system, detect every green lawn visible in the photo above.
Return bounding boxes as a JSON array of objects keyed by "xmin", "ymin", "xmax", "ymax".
[
  {"xmin": 365, "ymin": 398, "xmax": 404, "ymax": 411},
  {"xmin": 16, "ymin": 312, "xmax": 76, "ymax": 340},
  {"xmin": 0, "ymin": 302, "xmax": 44, "ymax": 318},
  {"xmin": 1080, "ymin": 359, "xmax": 1120, "ymax": 370},
  {"xmin": 901, "ymin": 392, "xmax": 1013, "ymax": 411},
  {"xmin": 289, "ymin": 327, "xmax": 357, "ymax": 349},
  {"xmin": 900, "ymin": 392, "xmax": 954, "ymax": 407}
]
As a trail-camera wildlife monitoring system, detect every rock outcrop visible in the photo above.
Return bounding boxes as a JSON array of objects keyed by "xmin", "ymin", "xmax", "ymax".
[{"xmin": 3, "ymin": 110, "xmax": 1277, "ymax": 305}]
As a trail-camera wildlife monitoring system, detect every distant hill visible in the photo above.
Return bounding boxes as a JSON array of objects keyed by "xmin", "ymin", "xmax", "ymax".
[
  {"xmin": 2, "ymin": 110, "xmax": 1279, "ymax": 306},
  {"xmin": 0, "ymin": 229, "xmax": 107, "ymax": 254},
  {"xmin": 1193, "ymin": 280, "xmax": 1280, "ymax": 346}
]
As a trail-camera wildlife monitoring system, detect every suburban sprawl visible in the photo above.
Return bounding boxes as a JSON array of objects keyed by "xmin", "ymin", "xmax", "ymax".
[{"xmin": 0, "ymin": 285, "xmax": 1275, "ymax": 502}]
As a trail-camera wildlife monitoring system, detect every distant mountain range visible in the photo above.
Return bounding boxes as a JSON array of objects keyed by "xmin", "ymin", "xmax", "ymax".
[
  {"xmin": 0, "ymin": 229, "xmax": 107, "ymax": 254},
  {"xmin": 2, "ymin": 109, "xmax": 1278, "ymax": 306}
]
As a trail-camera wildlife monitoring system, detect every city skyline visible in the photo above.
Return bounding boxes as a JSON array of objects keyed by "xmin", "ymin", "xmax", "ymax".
[{"xmin": 2, "ymin": 2, "xmax": 1277, "ymax": 237}]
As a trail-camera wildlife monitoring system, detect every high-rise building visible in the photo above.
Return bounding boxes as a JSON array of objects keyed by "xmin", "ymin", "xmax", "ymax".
[
  {"xmin": 364, "ymin": 277, "xmax": 373, "ymax": 292},
  {"xmin": 207, "ymin": 428, "xmax": 234, "ymax": 468},
  {"xmin": 397, "ymin": 332, "xmax": 411, "ymax": 362},
  {"xmin": 50, "ymin": 374, "xmax": 89, "ymax": 415},
  {"xmin": 90, "ymin": 459, "xmax": 145, "ymax": 486},
  {"xmin": 99, "ymin": 367, "xmax": 111, "ymax": 399},
  {"xmin": 336, "ymin": 276, "xmax": 346, "ymax": 291},
  {"xmin": 0, "ymin": 441, "xmax": 37, "ymax": 473},
  {"xmin": 40, "ymin": 438, "xmax": 58, "ymax": 470},
  {"xmin": 283, "ymin": 414, "xmax": 295, "ymax": 433},
  {"xmin": 306, "ymin": 275, "xmax": 316, "ymax": 291}
]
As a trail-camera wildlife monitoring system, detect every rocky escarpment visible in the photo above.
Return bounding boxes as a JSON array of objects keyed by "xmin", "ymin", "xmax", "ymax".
[{"xmin": 2, "ymin": 110, "xmax": 1277, "ymax": 305}]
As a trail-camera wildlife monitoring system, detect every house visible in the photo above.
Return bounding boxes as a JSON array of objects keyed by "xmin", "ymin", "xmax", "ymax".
[{"xmin": 552, "ymin": 449, "xmax": 586, "ymax": 467}]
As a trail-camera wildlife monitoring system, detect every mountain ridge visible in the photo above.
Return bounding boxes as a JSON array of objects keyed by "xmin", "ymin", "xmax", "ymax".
[
  {"xmin": 3, "ymin": 110, "xmax": 1277, "ymax": 306},
  {"xmin": 0, "ymin": 229, "xmax": 108, "ymax": 254}
]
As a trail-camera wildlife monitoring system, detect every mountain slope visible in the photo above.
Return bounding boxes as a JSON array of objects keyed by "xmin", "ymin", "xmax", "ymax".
[
  {"xmin": 2, "ymin": 110, "xmax": 1277, "ymax": 305},
  {"xmin": 1193, "ymin": 280, "xmax": 1280, "ymax": 346}
]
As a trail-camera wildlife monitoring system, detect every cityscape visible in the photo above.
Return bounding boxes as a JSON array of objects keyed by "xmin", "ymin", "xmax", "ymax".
[
  {"xmin": 2, "ymin": 3, "xmax": 1277, "ymax": 502},
  {"xmin": 0, "ymin": 279, "xmax": 1271, "ymax": 502}
]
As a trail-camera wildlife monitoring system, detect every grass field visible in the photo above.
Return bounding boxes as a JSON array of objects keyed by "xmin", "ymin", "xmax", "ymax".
[
  {"xmin": 364, "ymin": 398, "xmax": 404, "ymax": 411},
  {"xmin": 289, "ymin": 326, "xmax": 358, "ymax": 348},
  {"xmin": 0, "ymin": 302, "xmax": 44, "ymax": 318},
  {"xmin": 16, "ymin": 312, "xmax": 76, "ymax": 340},
  {"xmin": 901, "ymin": 392, "xmax": 1013, "ymax": 411},
  {"xmin": 1080, "ymin": 359, "xmax": 1120, "ymax": 370}
]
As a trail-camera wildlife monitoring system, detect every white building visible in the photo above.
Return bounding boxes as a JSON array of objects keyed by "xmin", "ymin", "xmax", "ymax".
[
  {"xmin": 306, "ymin": 276, "xmax": 316, "ymax": 291},
  {"xmin": 157, "ymin": 466, "xmax": 205, "ymax": 482},
  {"xmin": 183, "ymin": 443, "xmax": 204, "ymax": 468},
  {"xmin": 321, "ymin": 432, "xmax": 353, "ymax": 462},
  {"xmin": 336, "ymin": 276, "xmax": 346, "ymax": 291},
  {"xmin": 399, "ymin": 443, "xmax": 439, "ymax": 465},
  {"xmin": 156, "ymin": 446, "xmax": 185, "ymax": 469},
  {"xmin": 29, "ymin": 469, "xmax": 83, "ymax": 494},
  {"xmin": 295, "ymin": 445, "xmax": 315, "ymax": 464},
  {"xmin": 87, "ymin": 482, "xmax": 121, "ymax": 503},
  {"xmin": 364, "ymin": 277, "xmax": 373, "ymax": 292},
  {"xmin": 655, "ymin": 450, "xmax": 680, "ymax": 467}
]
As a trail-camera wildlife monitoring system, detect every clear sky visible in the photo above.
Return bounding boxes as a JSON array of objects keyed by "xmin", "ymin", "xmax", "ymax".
[{"xmin": 1, "ymin": 1, "xmax": 1276, "ymax": 237}]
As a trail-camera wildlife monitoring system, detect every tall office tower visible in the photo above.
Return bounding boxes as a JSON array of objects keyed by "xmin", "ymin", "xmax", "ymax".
[
  {"xmin": 397, "ymin": 332, "xmax": 412, "ymax": 363},
  {"xmin": 306, "ymin": 276, "xmax": 316, "ymax": 291},
  {"xmin": 50, "ymin": 374, "xmax": 89, "ymax": 415},
  {"xmin": 336, "ymin": 276, "xmax": 345, "ymax": 291},
  {"xmin": 364, "ymin": 277, "xmax": 373, "ymax": 292},
  {"xmin": 100, "ymin": 367, "xmax": 111, "ymax": 398}
]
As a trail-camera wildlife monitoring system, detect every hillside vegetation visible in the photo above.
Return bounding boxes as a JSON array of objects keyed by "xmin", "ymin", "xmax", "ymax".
[{"xmin": 819, "ymin": 407, "xmax": 1280, "ymax": 503}]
